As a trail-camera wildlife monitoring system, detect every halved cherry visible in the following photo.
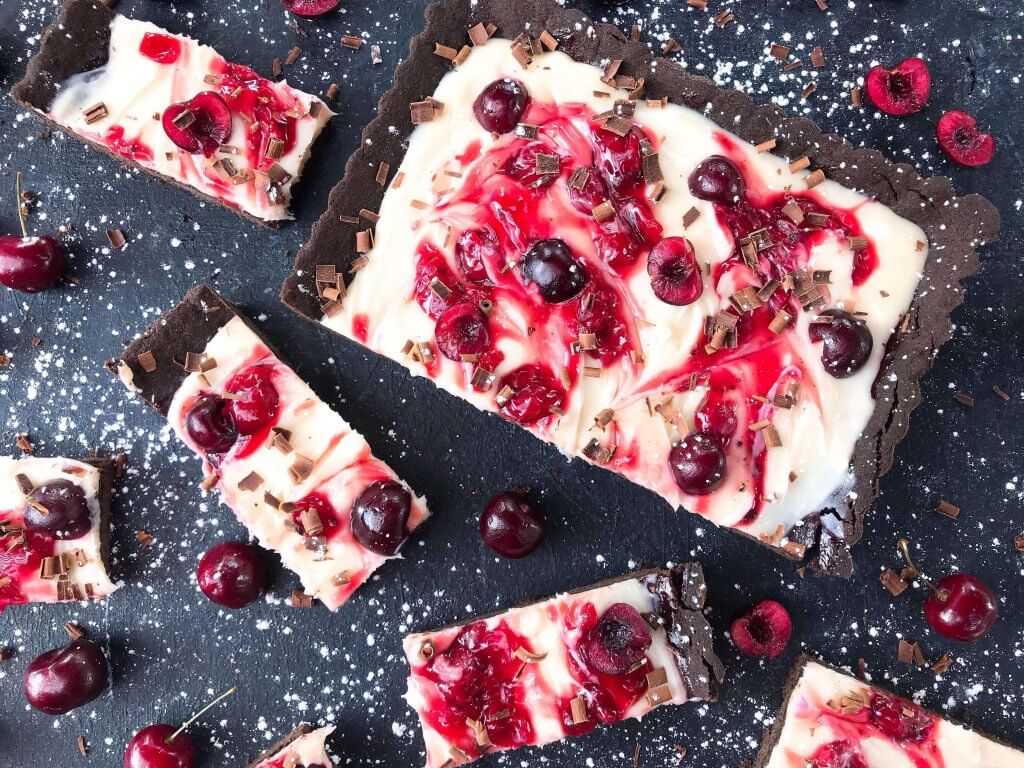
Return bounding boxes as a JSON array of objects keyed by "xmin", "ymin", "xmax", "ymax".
[
  {"xmin": 936, "ymin": 110, "xmax": 995, "ymax": 167},
  {"xmin": 435, "ymin": 303, "xmax": 491, "ymax": 361},
  {"xmin": 580, "ymin": 603, "xmax": 652, "ymax": 675},
  {"xmin": 162, "ymin": 92, "xmax": 232, "ymax": 157},
  {"xmin": 864, "ymin": 57, "xmax": 931, "ymax": 116},
  {"xmin": 647, "ymin": 236, "xmax": 702, "ymax": 305},
  {"xmin": 225, "ymin": 366, "xmax": 279, "ymax": 435},
  {"xmin": 496, "ymin": 364, "xmax": 566, "ymax": 425},
  {"xmin": 592, "ymin": 126, "xmax": 643, "ymax": 198},
  {"xmin": 279, "ymin": 0, "xmax": 340, "ymax": 17}
]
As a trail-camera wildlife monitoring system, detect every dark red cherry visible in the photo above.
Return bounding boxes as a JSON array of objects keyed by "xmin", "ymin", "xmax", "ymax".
[
  {"xmin": 647, "ymin": 236, "xmax": 702, "ymax": 305},
  {"xmin": 868, "ymin": 693, "xmax": 934, "ymax": 742},
  {"xmin": 669, "ymin": 431, "xmax": 726, "ymax": 495},
  {"xmin": 496, "ymin": 364, "xmax": 566, "ymax": 425},
  {"xmin": 617, "ymin": 200, "xmax": 662, "ymax": 248},
  {"xmin": 479, "ymin": 491, "xmax": 547, "ymax": 558},
  {"xmin": 23, "ymin": 479, "xmax": 92, "ymax": 539},
  {"xmin": 473, "ymin": 78, "xmax": 530, "ymax": 134},
  {"xmin": 435, "ymin": 303, "xmax": 491, "ymax": 361},
  {"xmin": 162, "ymin": 91, "xmax": 232, "ymax": 157},
  {"xmin": 595, "ymin": 230, "xmax": 641, "ymax": 272},
  {"xmin": 0, "ymin": 235, "xmax": 65, "ymax": 292},
  {"xmin": 697, "ymin": 402, "xmax": 738, "ymax": 441},
  {"xmin": 580, "ymin": 603, "xmax": 652, "ymax": 675},
  {"xmin": 566, "ymin": 166, "xmax": 609, "ymax": 214},
  {"xmin": 592, "ymin": 126, "xmax": 643, "ymax": 198},
  {"xmin": 225, "ymin": 366, "xmax": 279, "ymax": 435},
  {"xmin": 197, "ymin": 542, "xmax": 266, "ymax": 609},
  {"xmin": 936, "ymin": 110, "xmax": 995, "ymax": 167},
  {"xmin": 808, "ymin": 309, "xmax": 873, "ymax": 378},
  {"xmin": 864, "ymin": 57, "xmax": 931, "ymax": 116},
  {"xmin": 521, "ymin": 239, "xmax": 585, "ymax": 303},
  {"xmin": 731, "ymin": 600, "xmax": 792, "ymax": 659},
  {"xmin": 455, "ymin": 227, "xmax": 501, "ymax": 283},
  {"xmin": 24, "ymin": 639, "xmax": 109, "ymax": 715},
  {"xmin": 279, "ymin": 0, "xmax": 340, "ymax": 17},
  {"xmin": 924, "ymin": 574, "xmax": 998, "ymax": 641},
  {"xmin": 124, "ymin": 685, "xmax": 236, "ymax": 768},
  {"xmin": 184, "ymin": 394, "xmax": 237, "ymax": 453},
  {"xmin": 501, "ymin": 141, "xmax": 560, "ymax": 188},
  {"xmin": 810, "ymin": 740, "xmax": 868, "ymax": 768},
  {"xmin": 351, "ymin": 480, "xmax": 412, "ymax": 556},
  {"xmin": 688, "ymin": 155, "xmax": 745, "ymax": 206},
  {"xmin": 124, "ymin": 724, "xmax": 196, "ymax": 768}
]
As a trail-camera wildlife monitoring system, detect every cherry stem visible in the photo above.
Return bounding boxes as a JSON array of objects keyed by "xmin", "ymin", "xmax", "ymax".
[
  {"xmin": 14, "ymin": 172, "xmax": 27, "ymax": 238},
  {"xmin": 166, "ymin": 684, "xmax": 238, "ymax": 744},
  {"xmin": 897, "ymin": 539, "xmax": 949, "ymax": 602}
]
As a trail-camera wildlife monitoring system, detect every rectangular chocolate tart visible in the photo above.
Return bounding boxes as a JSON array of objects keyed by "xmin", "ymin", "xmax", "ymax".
[
  {"xmin": 753, "ymin": 654, "xmax": 1024, "ymax": 768},
  {"xmin": 0, "ymin": 455, "xmax": 117, "ymax": 610},
  {"xmin": 281, "ymin": 0, "xmax": 1000, "ymax": 577},
  {"xmin": 11, "ymin": 0, "xmax": 333, "ymax": 226},
  {"xmin": 403, "ymin": 563, "xmax": 723, "ymax": 767},
  {"xmin": 107, "ymin": 284, "xmax": 430, "ymax": 611},
  {"xmin": 245, "ymin": 724, "xmax": 334, "ymax": 768}
]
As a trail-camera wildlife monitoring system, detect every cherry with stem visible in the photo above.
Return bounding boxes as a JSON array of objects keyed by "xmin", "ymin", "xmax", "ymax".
[
  {"xmin": 124, "ymin": 685, "xmax": 238, "ymax": 768},
  {"xmin": 897, "ymin": 539, "xmax": 997, "ymax": 642},
  {"xmin": 0, "ymin": 172, "xmax": 66, "ymax": 293}
]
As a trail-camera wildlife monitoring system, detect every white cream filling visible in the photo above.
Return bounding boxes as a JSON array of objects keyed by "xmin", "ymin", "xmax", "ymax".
[
  {"xmin": 321, "ymin": 39, "xmax": 928, "ymax": 540},
  {"xmin": 766, "ymin": 661, "xmax": 1024, "ymax": 768},
  {"xmin": 0, "ymin": 457, "xmax": 117, "ymax": 603},
  {"xmin": 404, "ymin": 576, "xmax": 694, "ymax": 767},
  {"xmin": 46, "ymin": 16, "xmax": 333, "ymax": 221},
  {"xmin": 166, "ymin": 317, "xmax": 429, "ymax": 611},
  {"xmin": 254, "ymin": 725, "xmax": 334, "ymax": 768}
]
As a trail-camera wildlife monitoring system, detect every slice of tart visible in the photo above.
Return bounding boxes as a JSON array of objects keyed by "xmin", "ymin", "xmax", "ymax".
[
  {"xmin": 108, "ymin": 285, "xmax": 429, "ymax": 611},
  {"xmin": 403, "ymin": 563, "xmax": 722, "ymax": 767},
  {"xmin": 753, "ymin": 655, "xmax": 1024, "ymax": 768},
  {"xmin": 246, "ymin": 724, "xmax": 334, "ymax": 768},
  {"xmin": 12, "ymin": 0, "xmax": 333, "ymax": 225},
  {"xmin": 282, "ymin": 0, "xmax": 1000, "ymax": 576},
  {"xmin": 0, "ymin": 455, "xmax": 118, "ymax": 611}
]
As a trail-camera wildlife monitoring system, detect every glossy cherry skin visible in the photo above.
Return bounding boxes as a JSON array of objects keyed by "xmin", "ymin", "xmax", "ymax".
[
  {"xmin": 225, "ymin": 366, "xmax": 279, "ymax": 435},
  {"xmin": 868, "ymin": 693, "xmax": 933, "ymax": 742},
  {"xmin": 924, "ymin": 573, "xmax": 997, "ymax": 641},
  {"xmin": 580, "ymin": 603, "xmax": 652, "ymax": 675},
  {"xmin": 808, "ymin": 309, "xmax": 873, "ymax": 378},
  {"xmin": 647, "ymin": 236, "xmax": 703, "ymax": 305},
  {"xmin": 435, "ymin": 303, "xmax": 491, "ymax": 361},
  {"xmin": 23, "ymin": 479, "xmax": 92, "ymax": 539},
  {"xmin": 496, "ymin": 364, "xmax": 566, "ymax": 425},
  {"xmin": 810, "ymin": 740, "xmax": 868, "ymax": 768},
  {"xmin": 479, "ymin": 491, "xmax": 547, "ymax": 558},
  {"xmin": 350, "ymin": 480, "xmax": 412, "ymax": 556},
  {"xmin": 521, "ymin": 239, "xmax": 586, "ymax": 303},
  {"xmin": 184, "ymin": 394, "xmax": 238, "ymax": 453},
  {"xmin": 668, "ymin": 431, "xmax": 727, "ymax": 495},
  {"xmin": 473, "ymin": 78, "xmax": 530, "ymax": 134},
  {"xmin": 0, "ymin": 235, "xmax": 65, "ymax": 292},
  {"xmin": 197, "ymin": 542, "xmax": 267, "ymax": 609},
  {"xmin": 124, "ymin": 723, "xmax": 196, "ymax": 768},
  {"xmin": 592, "ymin": 126, "xmax": 644, "ymax": 198},
  {"xmin": 24, "ymin": 639, "xmax": 109, "ymax": 715},
  {"xmin": 688, "ymin": 155, "xmax": 745, "ymax": 206}
]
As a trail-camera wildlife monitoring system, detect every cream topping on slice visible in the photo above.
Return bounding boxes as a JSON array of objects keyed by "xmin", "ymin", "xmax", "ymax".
[
  {"xmin": 252, "ymin": 725, "xmax": 334, "ymax": 768},
  {"xmin": 321, "ymin": 39, "xmax": 928, "ymax": 545}
]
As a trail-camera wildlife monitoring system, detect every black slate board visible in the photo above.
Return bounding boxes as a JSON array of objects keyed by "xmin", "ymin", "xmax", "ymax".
[{"xmin": 0, "ymin": 0, "xmax": 1022, "ymax": 766}]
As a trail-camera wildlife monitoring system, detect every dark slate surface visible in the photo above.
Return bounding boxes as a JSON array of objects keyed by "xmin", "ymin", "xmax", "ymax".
[{"xmin": 0, "ymin": 0, "xmax": 1021, "ymax": 765}]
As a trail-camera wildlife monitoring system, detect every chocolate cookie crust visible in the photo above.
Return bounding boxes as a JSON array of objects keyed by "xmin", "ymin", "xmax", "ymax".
[
  {"xmin": 281, "ymin": 0, "xmax": 1001, "ymax": 577},
  {"xmin": 244, "ymin": 724, "xmax": 314, "ymax": 768},
  {"xmin": 412, "ymin": 563, "xmax": 724, "ymax": 702},
  {"xmin": 11, "ymin": 0, "xmax": 324, "ymax": 229}
]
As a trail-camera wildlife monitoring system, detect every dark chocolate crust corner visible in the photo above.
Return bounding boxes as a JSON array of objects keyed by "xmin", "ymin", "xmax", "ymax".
[
  {"xmin": 281, "ymin": 0, "xmax": 1002, "ymax": 577},
  {"xmin": 244, "ymin": 724, "xmax": 314, "ymax": 768},
  {"xmin": 105, "ymin": 284, "xmax": 237, "ymax": 417},
  {"xmin": 9, "ymin": 0, "xmax": 304, "ymax": 229}
]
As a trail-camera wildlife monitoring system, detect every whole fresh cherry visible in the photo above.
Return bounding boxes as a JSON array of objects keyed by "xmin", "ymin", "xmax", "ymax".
[
  {"xmin": 24, "ymin": 479, "xmax": 92, "ymax": 539},
  {"xmin": 225, "ymin": 366, "xmax": 279, "ymax": 435},
  {"xmin": 897, "ymin": 539, "xmax": 998, "ymax": 642},
  {"xmin": 473, "ymin": 78, "xmax": 530, "ymax": 134},
  {"xmin": 185, "ymin": 394, "xmax": 237, "ymax": 454},
  {"xmin": 350, "ymin": 480, "xmax": 412, "ymax": 556},
  {"xmin": 808, "ymin": 309, "xmax": 873, "ymax": 378},
  {"xmin": 668, "ymin": 431, "xmax": 727, "ymax": 495},
  {"xmin": 479, "ymin": 490, "xmax": 547, "ymax": 558},
  {"xmin": 24, "ymin": 639, "xmax": 109, "ymax": 714},
  {"xmin": 521, "ymin": 239, "xmax": 586, "ymax": 303},
  {"xmin": 688, "ymin": 156, "xmax": 745, "ymax": 206},
  {"xmin": 124, "ymin": 685, "xmax": 237, "ymax": 768},
  {"xmin": 0, "ymin": 173, "xmax": 66, "ymax": 293},
  {"xmin": 197, "ymin": 542, "xmax": 266, "ymax": 609}
]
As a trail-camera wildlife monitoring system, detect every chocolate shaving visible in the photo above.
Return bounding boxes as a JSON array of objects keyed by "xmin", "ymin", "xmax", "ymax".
[
  {"xmin": 932, "ymin": 653, "xmax": 952, "ymax": 675},
  {"xmin": 755, "ymin": 138, "xmax": 777, "ymax": 153},
  {"xmin": 662, "ymin": 38, "xmax": 682, "ymax": 54},
  {"xmin": 106, "ymin": 228, "xmax": 126, "ymax": 248},
  {"xmin": 569, "ymin": 696, "xmax": 588, "ymax": 724},
  {"xmin": 810, "ymin": 46, "xmax": 825, "ymax": 68},
  {"xmin": 15, "ymin": 433, "xmax": 33, "ymax": 454},
  {"xmin": 953, "ymin": 392, "xmax": 974, "ymax": 408},
  {"xmin": 993, "ymin": 385, "xmax": 1010, "ymax": 401},
  {"xmin": 682, "ymin": 207, "xmax": 700, "ymax": 228},
  {"xmin": 770, "ymin": 43, "xmax": 790, "ymax": 61},
  {"xmin": 592, "ymin": 200, "xmax": 614, "ymax": 222},
  {"xmin": 289, "ymin": 455, "xmax": 315, "ymax": 484},
  {"xmin": 935, "ymin": 499, "xmax": 960, "ymax": 519},
  {"xmin": 77, "ymin": 736, "xmax": 89, "ymax": 756},
  {"xmin": 171, "ymin": 109, "xmax": 195, "ymax": 131},
  {"xmin": 539, "ymin": 30, "xmax": 558, "ymax": 51},
  {"xmin": 237, "ymin": 471, "xmax": 264, "ymax": 492},
  {"xmin": 289, "ymin": 589, "xmax": 313, "ymax": 607},
  {"xmin": 582, "ymin": 438, "xmax": 615, "ymax": 464},
  {"xmin": 789, "ymin": 156, "xmax": 811, "ymax": 173},
  {"xmin": 285, "ymin": 46, "xmax": 302, "ymax": 65},
  {"xmin": 82, "ymin": 102, "xmax": 108, "ymax": 125},
  {"xmin": 135, "ymin": 530, "xmax": 154, "ymax": 548},
  {"xmin": 468, "ymin": 22, "xmax": 492, "ymax": 46},
  {"xmin": 64, "ymin": 621, "xmax": 85, "ymax": 640},
  {"xmin": 880, "ymin": 568, "xmax": 908, "ymax": 596},
  {"xmin": 341, "ymin": 35, "xmax": 363, "ymax": 50}
]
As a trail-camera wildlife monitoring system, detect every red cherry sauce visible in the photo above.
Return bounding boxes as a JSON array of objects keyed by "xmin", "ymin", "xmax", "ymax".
[
  {"xmin": 0, "ymin": 512, "xmax": 56, "ymax": 610},
  {"xmin": 409, "ymin": 100, "xmax": 659, "ymax": 411},
  {"xmin": 558, "ymin": 600, "xmax": 651, "ymax": 736},
  {"xmin": 417, "ymin": 620, "xmax": 539, "ymax": 758},
  {"xmin": 814, "ymin": 690, "xmax": 941, "ymax": 767},
  {"xmin": 224, "ymin": 363, "xmax": 282, "ymax": 459},
  {"xmin": 103, "ymin": 126, "xmax": 154, "ymax": 163},
  {"xmin": 139, "ymin": 32, "xmax": 182, "ymax": 64}
]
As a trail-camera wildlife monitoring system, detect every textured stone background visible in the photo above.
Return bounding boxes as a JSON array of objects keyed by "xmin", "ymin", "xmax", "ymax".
[{"xmin": 0, "ymin": 0, "xmax": 1021, "ymax": 765}]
